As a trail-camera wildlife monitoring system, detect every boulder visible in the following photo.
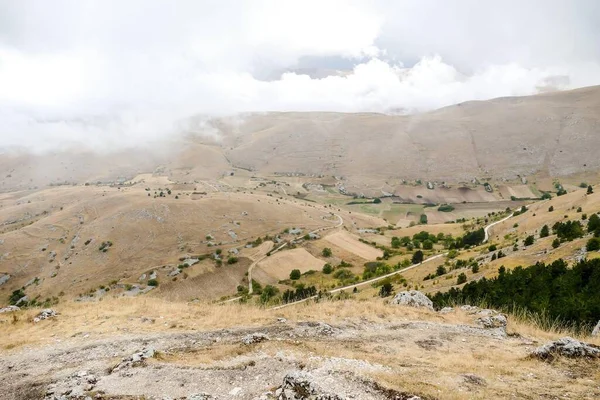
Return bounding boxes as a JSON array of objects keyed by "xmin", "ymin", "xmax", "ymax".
[
  {"xmin": 0, "ymin": 305, "xmax": 20, "ymax": 314},
  {"xmin": 532, "ymin": 337, "xmax": 600, "ymax": 361},
  {"xmin": 275, "ymin": 371, "xmax": 343, "ymax": 400},
  {"xmin": 242, "ymin": 332, "xmax": 269, "ymax": 345},
  {"xmin": 390, "ymin": 291, "xmax": 433, "ymax": 310},
  {"xmin": 34, "ymin": 308, "xmax": 57, "ymax": 323},
  {"xmin": 592, "ymin": 320, "xmax": 600, "ymax": 337},
  {"xmin": 439, "ymin": 307, "xmax": 454, "ymax": 314},
  {"xmin": 476, "ymin": 313, "xmax": 507, "ymax": 329}
]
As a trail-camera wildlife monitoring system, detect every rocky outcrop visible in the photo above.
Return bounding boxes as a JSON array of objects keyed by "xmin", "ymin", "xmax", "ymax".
[
  {"xmin": 111, "ymin": 348, "xmax": 155, "ymax": 372},
  {"xmin": 45, "ymin": 370, "xmax": 97, "ymax": 399},
  {"xmin": 474, "ymin": 309, "xmax": 507, "ymax": 329},
  {"xmin": 275, "ymin": 371, "xmax": 343, "ymax": 400},
  {"xmin": 34, "ymin": 309, "xmax": 57, "ymax": 323},
  {"xmin": 242, "ymin": 332, "xmax": 269, "ymax": 345},
  {"xmin": 531, "ymin": 337, "xmax": 600, "ymax": 361},
  {"xmin": 0, "ymin": 305, "xmax": 20, "ymax": 314},
  {"xmin": 390, "ymin": 291, "xmax": 433, "ymax": 310}
]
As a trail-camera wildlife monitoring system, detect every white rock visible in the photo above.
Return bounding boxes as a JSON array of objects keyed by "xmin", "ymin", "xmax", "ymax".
[
  {"xmin": 592, "ymin": 320, "xmax": 600, "ymax": 337},
  {"xmin": 390, "ymin": 291, "xmax": 433, "ymax": 310}
]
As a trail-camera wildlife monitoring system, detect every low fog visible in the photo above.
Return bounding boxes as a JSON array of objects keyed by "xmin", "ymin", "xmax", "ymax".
[{"xmin": 1, "ymin": 0, "xmax": 600, "ymax": 152}]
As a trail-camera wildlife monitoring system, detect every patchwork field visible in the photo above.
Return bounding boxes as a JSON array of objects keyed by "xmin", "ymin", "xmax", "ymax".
[
  {"xmin": 324, "ymin": 231, "xmax": 383, "ymax": 260},
  {"xmin": 253, "ymin": 248, "xmax": 325, "ymax": 283}
]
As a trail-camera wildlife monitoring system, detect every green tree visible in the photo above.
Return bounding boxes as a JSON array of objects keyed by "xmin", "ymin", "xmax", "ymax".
[
  {"xmin": 524, "ymin": 235, "xmax": 535, "ymax": 246},
  {"xmin": 471, "ymin": 263, "xmax": 480, "ymax": 273},
  {"xmin": 456, "ymin": 273, "xmax": 467, "ymax": 285},
  {"xmin": 322, "ymin": 247, "xmax": 332, "ymax": 257},
  {"xmin": 373, "ymin": 197, "xmax": 382, "ymax": 204},
  {"xmin": 423, "ymin": 240, "xmax": 433, "ymax": 250},
  {"xmin": 419, "ymin": 214, "xmax": 428, "ymax": 224},
  {"xmin": 411, "ymin": 250, "xmax": 424, "ymax": 264},
  {"xmin": 391, "ymin": 236, "xmax": 401, "ymax": 249},
  {"xmin": 548, "ymin": 206, "xmax": 554, "ymax": 212},
  {"xmin": 260, "ymin": 285, "xmax": 279, "ymax": 303},
  {"xmin": 586, "ymin": 237, "xmax": 600, "ymax": 251},
  {"xmin": 289, "ymin": 269, "xmax": 301, "ymax": 280},
  {"xmin": 540, "ymin": 225, "xmax": 550, "ymax": 238},
  {"xmin": 552, "ymin": 238, "xmax": 560, "ymax": 249},
  {"xmin": 587, "ymin": 185, "xmax": 594, "ymax": 195},
  {"xmin": 436, "ymin": 265, "xmax": 447, "ymax": 276},
  {"xmin": 147, "ymin": 279, "xmax": 159, "ymax": 287},
  {"xmin": 488, "ymin": 244, "xmax": 497, "ymax": 252},
  {"xmin": 322, "ymin": 263, "xmax": 333, "ymax": 274},
  {"xmin": 588, "ymin": 214, "xmax": 600, "ymax": 233},
  {"xmin": 379, "ymin": 281, "xmax": 394, "ymax": 297}
]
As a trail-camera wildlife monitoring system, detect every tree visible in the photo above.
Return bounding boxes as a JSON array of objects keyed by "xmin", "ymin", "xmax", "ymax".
[
  {"xmin": 289, "ymin": 269, "xmax": 301, "ymax": 280},
  {"xmin": 488, "ymin": 244, "xmax": 497, "ymax": 252},
  {"xmin": 552, "ymin": 238, "xmax": 560, "ymax": 249},
  {"xmin": 322, "ymin": 263, "xmax": 333, "ymax": 274},
  {"xmin": 588, "ymin": 214, "xmax": 600, "ymax": 233},
  {"xmin": 260, "ymin": 285, "xmax": 279, "ymax": 304},
  {"xmin": 456, "ymin": 273, "xmax": 467, "ymax": 285},
  {"xmin": 524, "ymin": 235, "xmax": 535, "ymax": 246},
  {"xmin": 147, "ymin": 279, "xmax": 159, "ymax": 287},
  {"xmin": 419, "ymin": 214, "xmax": 428, "ymax": 224},
  {"xmin": 322, "ymin": 247, "xmax": 332, "ymax": 257},
  {"xmin": 587, "ymin": 185, "xmax": 594, "ymax": 195},
  {"xmin": 586, "ymin": 237, "xmax": 600, "ymax": 252},
  {"xmin": 540, "ymin": 225, "xmax": 550, "ymax": 238},
  {"xmin": 471, "ymin": 263, "xmax": 480, "ymax": 273},
  {"xmin": 423, "ymin": 240, "xmax": 434, "ymax": 250},
  {"xmin": 491, "ymin": 253, "xmax": 497, "ymax": 261},
  {"xmin": 548, "ymin": 206, "xmax": 554, "ymax": 212},
  {"xmin": 379, "ymin": 281, "xmax": 394, "ymax": 297},
  {"xmin": 391, "ymin": 236, "xmax": 401, "ymax": 249},
  {"xmin": 411, "ymin": 250, "xmax": 424, "ymax": 264},
  {"xmin": 227, "ymin": 257, "xmax": 238, "ymax": 264},
  {"xmin": 373, "ymin": 197, "xmax": 382, "ymax": 204},
  {"xmin": 436, "ymin": 265, "xmax": 447, "ymax": 276}
]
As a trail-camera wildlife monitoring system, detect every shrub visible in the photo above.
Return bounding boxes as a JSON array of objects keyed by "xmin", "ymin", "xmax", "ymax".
[
  {"xmin": 540, "ymin": 225, "xmax": 550, "ymax": 238},
  {"xmin": 436, "ymin": 265, "xmax": 447, "ymax": 276},
  {"xmin": 586, "ymin": 237, "xmax": 600, "ymax": 252},
  {"xmin": 524, "ymin": 235, "xmax": 535, "ymax": 246},
  {"xmin": 322, "ymin": 264, "xmax": 333, "ymax": 274},
  {"xmin": 260, "ymin": 285, "xmax": 279, "ymax": 304},
  {"xmin": 456, "ymin": 273, "xmax": 467, "ymax": 285},
  {"xmin": 437, "ymin": 204, "xmax": 455, "ymax": 212},
  {"xmin": 422, "ymin": 240, "xmax": 433, "ymax": 250},
  {"xmin": 419, "ymin": 214, "xmax": 428, "ymax": 224},
  {"xmin": 411, "ymin": 250, "xmax": 424, "ymax": 264},
  {"xmin": 147, "ymin": 279, "xmax": 159, "ymax": 287},
  {"xmin": 587, "ymin": 185, "xmax": 594, "ymax": 195},
  {"xmin": 577, "ymin": 207, "xmax": 582, "ymax": 213},
  {"xmin": 552, "ymin": 238, "xmax": 560, "ymax": 249},
  {"xmin": 548, "ymin": 206, "xmax": 554, "ymax": 212},
  {"xmin": 471, "ymin": 264, "xmax": 480, "ymax": 273},
  {"xmin": 289, "ymin": 269, "xmax": 301, "ymax": 280},
  {"xmin": 227, "ymin": 257, "xmax": 238, "ymax": 265},
  {"xmin": 379, "ymin": 281, "xmax": 394, "ymax": 297},
  {"xmin": 373, "ymin": 198, "xmax": 382, "ymax": 204},
  {"xmin": 322, "ymin": 247, "xmax": 332, "ymax": 257},
  {"xmin": 333, "ymin": 269, "xmax": 354, "ymax": 281},
  {"xmin": 391, "ymin": 236, "xmax": 401, "ymax": 248},
  {"xmin": 488, "ymin": 244, "xmax": 497, "ymax": 252}
]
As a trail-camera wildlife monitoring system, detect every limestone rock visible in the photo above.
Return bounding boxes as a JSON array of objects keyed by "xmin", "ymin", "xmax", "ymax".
[
  {"xmin": 390, "ymin": 291, "xmax": 433, "ymax": 310},
  {"xmin": 0, "ymin": 305, "xmax": 20, "ymax": 313},
  {"xmin": 532, "ymin": 337, "xmax": 600, "ymax": 360},
  {"xmin": 242, "ymin": 332, "xmax": 269, "ymax": 345},
  {"xmin": 34, "ymin": 309, "xmax": 57, "ymax": 323},
  {"xmin": 439, "ymin": 307, "xmax": 454, "ymax": 314},
  {"xmin": 276, "ymin": 371, "xmax": 343, "ymax": 400}
]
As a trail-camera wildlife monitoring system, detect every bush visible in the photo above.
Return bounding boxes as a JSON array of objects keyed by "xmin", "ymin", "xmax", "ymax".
[
  {"xmin": 548, "ymin": 206, "xmax": 554, "ymax": 212},
  {"xmin": 540, "ymin": 225, "xmax": 550, "ymax": 238},
  {"xmin": 289, "ymin": 269, "xmax": 301, "ymax": 280},
  {"xmin": 437, "ymin": 204, "xmax": 455, "ymax": 212},
  {"xmin": 552, "ymin": 238, "xmax": 560, "ymax": 249},
  {"xmin": 391, "ymin": 236, "xmax": 401, "ymax": 248},
  {"xmin": 422, "ymin": 240, "xmax": 433, "ymax": 250},
  {"xmin": 260, "ymin": 285, "xmax": 279, "ymax": 304},
  {"xmin": 322, "ymin": 263, "xmax": 333, "ymax": 274},
  {"xmin": 322, "ymin": 247, "xmax": 332, "ymax": 257},
  {"xmin": 227, "ymin": 257, "xmax": 238, "ymax": 265},
  {"xmin": 333, "ymin": 269, "xmax": 354, "ymax": 281},
  {"xmin": 147, "ymin": 279, "xmax": 159, "ymax": 287},
  {"xmin": 586, "ymin": 237, "xmax": 600, "ymax": 252},
  {"xmin": 456, "ymin": 273, "xmax": 467, "ymax": 285},
  {"xmin": 587, "ymin": 185, "xmax": 594, "ymax": 195},
  {"xmin": 471, "ymin": 264, "xmax": 480, "ymax": 273},
  {"xmin": 9, "ymin": 289, "xmax": 26, "ymax": 305},
  {"xmin": 373, "ymin": 198, "xmax": 382, "ymax": 204},
  {"xmin": 488, "ymin": 244, "xmax": 497, "ymax": 252},
  {"xmin": 411, "ymin": 250, "xmax": 424, "ymax": 264},
  {"xmin": 524, "ymin": 235, "xmax": 535, "ymax": 246},
  {"xmin": 379, "ymin": 281, "xmax": 394, "ymax": 297},
  {"xmin": 419, "ymin": 214, "xmax": 428, "ymax": 224},
  {"xmin": 436, "ymin": 265, "xmax": 447, "ymax": 276}
]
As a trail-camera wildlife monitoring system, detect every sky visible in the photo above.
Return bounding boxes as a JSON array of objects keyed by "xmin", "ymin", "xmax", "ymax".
[{"xmin": 1, "ymin": 0, "xmax": 600, "ymax": 151}]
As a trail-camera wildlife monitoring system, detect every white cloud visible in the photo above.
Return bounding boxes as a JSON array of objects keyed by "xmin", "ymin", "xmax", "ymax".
[{"xmin": 0, "ymin": 0, "xmax": 599, "ymax": 152}]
